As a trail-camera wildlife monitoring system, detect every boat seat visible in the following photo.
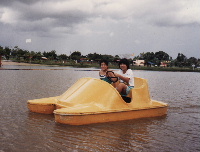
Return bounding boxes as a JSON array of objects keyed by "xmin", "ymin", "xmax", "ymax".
[{"xmin": 127, "ymin": 77, "xmax": 152, "ymax": 108}]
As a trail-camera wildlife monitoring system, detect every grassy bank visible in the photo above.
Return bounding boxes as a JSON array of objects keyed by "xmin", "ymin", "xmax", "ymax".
[
  {"xmin": 10, "ymin": 59, "xmax": 200, "ymax": 72},
  {"xmin": 131, "ymin": 66, "xmax": 200, "ymax": 72}
]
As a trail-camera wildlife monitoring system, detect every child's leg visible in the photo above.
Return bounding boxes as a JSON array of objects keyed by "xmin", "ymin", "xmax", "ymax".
[{"xmin": 116, "ymin": 83, "xmax": 127, "ymax": 95}]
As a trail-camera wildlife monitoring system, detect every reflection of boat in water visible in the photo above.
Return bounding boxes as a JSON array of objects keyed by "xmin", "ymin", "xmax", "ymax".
[{"xmin": 27, "ymin": 77, "xmax": 168, "ymax": 125}]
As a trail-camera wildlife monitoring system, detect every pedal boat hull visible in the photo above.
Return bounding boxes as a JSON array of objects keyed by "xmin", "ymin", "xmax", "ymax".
[
  {"xmin": 27, "ymin": 77, "xmax": 168, "ymax": 125},
  {"xmin": 54, "ymin": 102, "xmax": 167, "ymax": 125}
]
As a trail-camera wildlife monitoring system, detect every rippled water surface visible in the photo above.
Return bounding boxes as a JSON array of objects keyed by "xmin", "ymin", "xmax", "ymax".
[{"xmin": 0, "ymin": 66, "xmax": 200, "ymax": 152}]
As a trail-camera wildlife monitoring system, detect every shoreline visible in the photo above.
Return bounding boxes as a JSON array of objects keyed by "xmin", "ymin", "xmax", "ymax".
[
  {"xmin": 1, "ymin": 60, "xmax": 46, "ymax": 66},
  {"xmin": 1, "ymin": 60, "xmax": 199, "ymax": 72}
]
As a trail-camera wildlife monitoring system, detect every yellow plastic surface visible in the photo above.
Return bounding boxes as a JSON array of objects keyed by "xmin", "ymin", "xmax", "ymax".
[
  {"xmin": 56, "ymin": 78, "xmax": 129, "ymax": 112},
  {"xmin": 27, "ymin": 77, "xmax": 168, "ymax": 124}
]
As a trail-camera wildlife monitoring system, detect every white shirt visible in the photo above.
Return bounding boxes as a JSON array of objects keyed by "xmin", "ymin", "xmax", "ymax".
[{"xmin": 117, "ymin": 69, "xmax": 134, "ymax": 86}]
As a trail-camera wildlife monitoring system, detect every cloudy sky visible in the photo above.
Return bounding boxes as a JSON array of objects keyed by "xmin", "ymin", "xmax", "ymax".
[{"xmin": 0, "ymin": 0, "xmax": 200, "ymax": 59}]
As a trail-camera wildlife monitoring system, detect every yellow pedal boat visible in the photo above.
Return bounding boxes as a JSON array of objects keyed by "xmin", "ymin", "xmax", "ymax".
[{"xmin": 27, "ymin": 77, "xmax": 168, "ymax": 125}]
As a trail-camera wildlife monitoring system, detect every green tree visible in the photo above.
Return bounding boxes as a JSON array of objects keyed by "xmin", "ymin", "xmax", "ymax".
[
  {"xmin": 14, "ymin": 48, "xmax": 29, "ymax": 61},
  {"xmin": 140, "ymin": 51, "xmax": 170, "ymax": 66},
  {"xmin": 113, "ymin": 55, "xmax": 120, "ymax": 62},
  {"xmin": 187, "ymin": 57, "xmax": 198, "ymax": 67},
  {"xmin": 175, "ymin": 53, "xmax": 187, "ymax": 67},
  {"xmin": 70, "ymin": 51, "xmax": 81, "ymax": 61},
  {"xmin": 155, "ymin": 51, "xmax": 170, "ymax": 61},
  {"xmin": 87, "ymin": 53, "xmax": 102, "ymax": 61},
  {"xmin": 102, "ymin": 54, "xmax": 114, "ymax": 61},
  {"xmin": 0, "ymin": 46, "xmax": 5, "ymax": 55},
  {"xmin": 141, "ymin": 52, "xmax": 155, "ymax": 66},
  {"xmin": 30, "ymin": 51, "xmax": 41, "ymax": 61},
  {"xmin": 43, "ymin": 50, "xmax": 57, "ymax": 60},
  {"xmin": 10, "ymin": 46, "xmax": 19, "ymax": 58},
  {"xmin": 58, "ymin": 54, "xmax": 68, "ymax": 60},
  {"xmin": 4, "ymin": 47, "xmax": 11, "ymax": 60},
  {"xmin": 142, "ymin": 52, "xmax": 155, "ymax": 60},
  {"xmin": 0, "ymin": 46, "xmax": 5, "ymax": 67},
  {"xmin": 34, "ymin": 52, "xmax": 43, "ymax": 60}
]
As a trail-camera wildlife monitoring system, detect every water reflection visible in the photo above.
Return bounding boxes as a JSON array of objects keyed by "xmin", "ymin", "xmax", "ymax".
[
  {"xmin": 26, "ymin": 109, "xmax": 167, "ymax": 151},
  {"xmin": 0, "ymin": 68, "xmax": 200, "ymax": 151}
]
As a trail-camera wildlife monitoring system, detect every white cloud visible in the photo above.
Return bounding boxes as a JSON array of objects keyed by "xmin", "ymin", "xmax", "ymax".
[
  {"xmin": 0, "ymin": 8, "xmax": 20, "ymax": 24},
  {"xmin": 109, "ymin": 32, "xmax": 114, "ymax": 37},
  {"xmin": 134, "ymin": 40, "xmax": 140, "ymax": 44},
  {"xmin": 1, "ymin": 0, "xmax": 200, "ymax": 34},
  {"xmin": 0, "ymin": 0, "xmax": 200, "ymax": 58},
  {"xmin": 26, "ymin": 39, "xmax": 31, "ymax": 43}
]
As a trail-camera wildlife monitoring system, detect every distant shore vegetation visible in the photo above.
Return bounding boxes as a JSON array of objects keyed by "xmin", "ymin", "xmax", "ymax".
[{"xmin": 0, "ymin": 45, "xmax": 200, "ymax": 72}]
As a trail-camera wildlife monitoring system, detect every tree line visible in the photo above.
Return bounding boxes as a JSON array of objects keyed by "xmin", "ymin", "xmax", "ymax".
[{"xmin": 0, "ymin": 45, "xmax": 199, "ymax": 68}]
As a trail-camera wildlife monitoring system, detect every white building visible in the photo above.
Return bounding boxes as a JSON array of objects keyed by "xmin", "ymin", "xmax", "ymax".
[{"xmin": 133, "ymin": 60, "xmax": 145, "ymax": 66}]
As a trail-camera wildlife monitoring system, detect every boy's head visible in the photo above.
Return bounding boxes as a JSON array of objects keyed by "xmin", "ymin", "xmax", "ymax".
[{"xmin": 118, "ymin": 58, "xmax": 130, "ymax": 69}]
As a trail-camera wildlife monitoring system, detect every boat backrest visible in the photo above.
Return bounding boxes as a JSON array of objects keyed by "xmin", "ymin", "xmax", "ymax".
[
  {"xmin": 127, "ymin": 77, "xmax": 152, "ymax": 108},
  {"xmin": 57, "ymin": 77, "xmax": 129, "ymax": 110}
]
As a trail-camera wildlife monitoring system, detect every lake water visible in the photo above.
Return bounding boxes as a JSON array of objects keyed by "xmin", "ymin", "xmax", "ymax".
[{"xmin": 0, "ymin": 65, "xmax": 200, "ymax": 152}]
